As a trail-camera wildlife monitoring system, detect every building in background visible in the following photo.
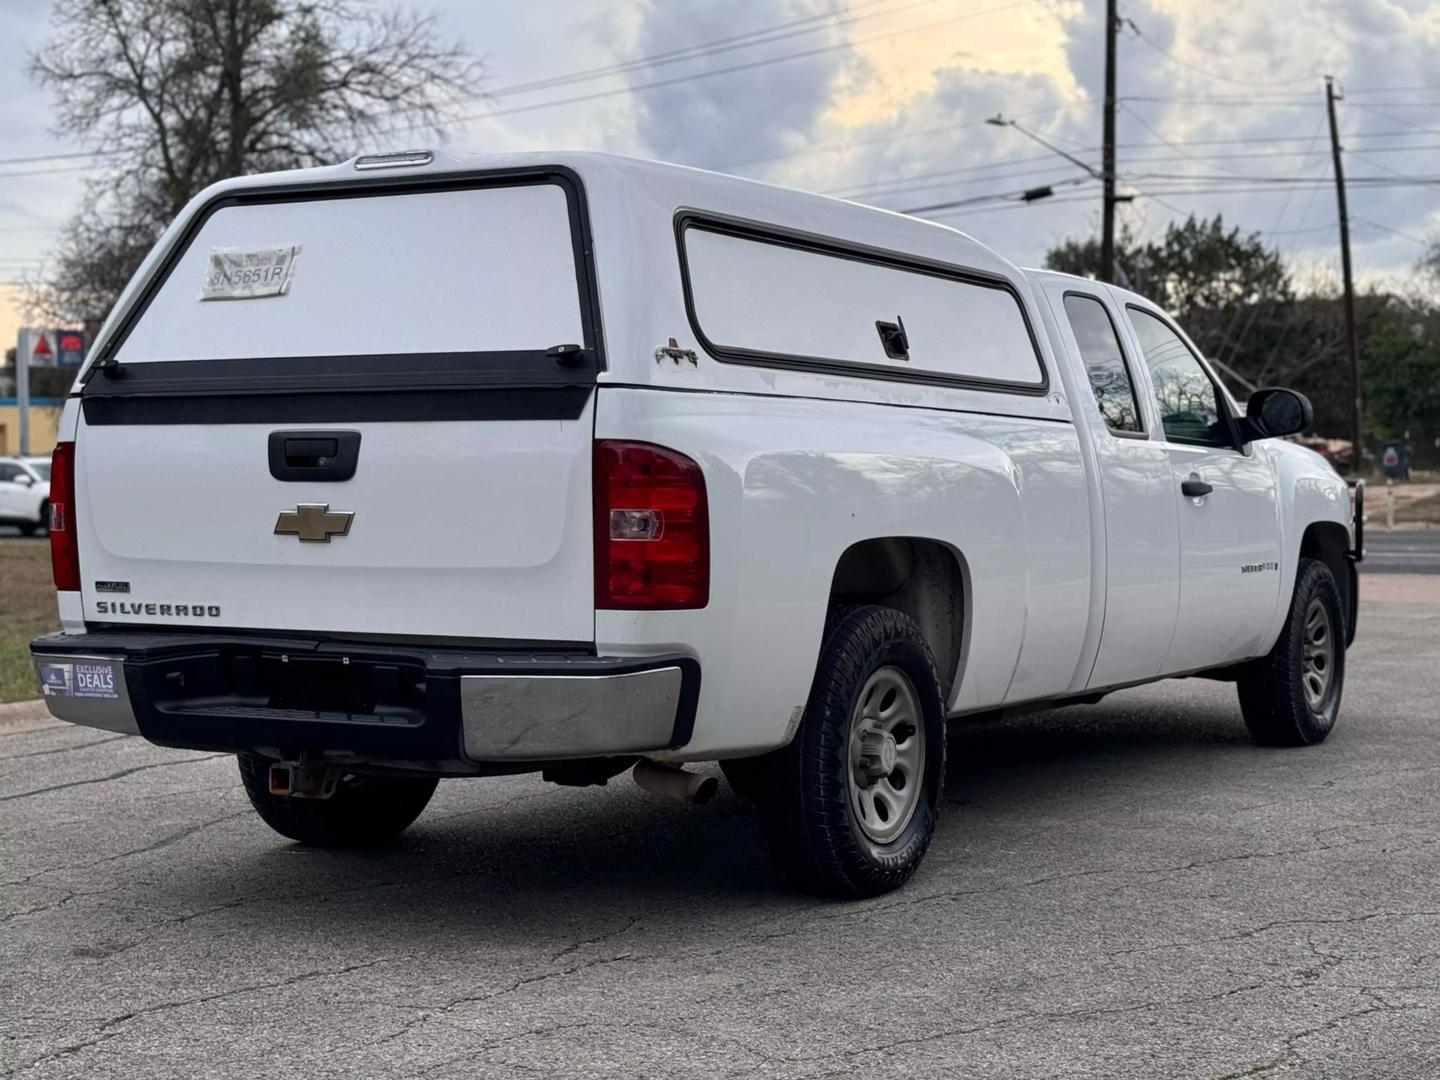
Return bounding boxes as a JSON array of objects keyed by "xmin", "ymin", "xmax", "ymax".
[
  {"xmin": 0, "ymin": 399, "xmax": 63, "ymax": 456},
  {"xmin": 2, "ymin": 328, "xmax": 87, "ymax": 454}
]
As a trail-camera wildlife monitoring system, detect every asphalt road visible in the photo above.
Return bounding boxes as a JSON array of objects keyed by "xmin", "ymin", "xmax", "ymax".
[
  {"xmin": 3, "ymin": 582, "xmax": 1439, "ymax": 1079},
  {"xmin": 1363, "ymin": 528, "xmax": 1440, "ymax": 574}
]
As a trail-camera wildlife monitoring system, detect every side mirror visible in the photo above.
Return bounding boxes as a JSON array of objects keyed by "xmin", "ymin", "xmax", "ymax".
[
  {"xmin": 13, "ymin": 473, "xmax": 34, "ymax": 487},
  {"xmin": 1242, "ymin": 387, "xmax": 1313, "ymax": 442}
]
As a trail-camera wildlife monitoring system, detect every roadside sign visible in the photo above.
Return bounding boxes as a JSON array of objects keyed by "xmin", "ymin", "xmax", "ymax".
[
  {"xmin": 17, "ymin": 327, "xmax": 88, "ymax": 368},
  {"xmin": 56, "ymin": 331, "xmax": 86, "ymax": 367}
]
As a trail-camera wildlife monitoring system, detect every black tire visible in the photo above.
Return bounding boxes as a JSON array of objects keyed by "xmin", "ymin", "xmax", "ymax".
[
  {"xmin": 237, "ymin": 752, "xmax": 437, "ymax": 846},
  {"xmin": 720, "ymin": 757, "xmax": 773, "ymax": 803},
  {"xmin": 750, "ymin": 605, "xmax": 947, "ymax": 897},
  {"xmin": 18, "ymin": 503, "xmax": 44, "ymax": 537},
  {"xmin": 1237, "ymin": 558, "xmax": 1346, "ymax": 747}
]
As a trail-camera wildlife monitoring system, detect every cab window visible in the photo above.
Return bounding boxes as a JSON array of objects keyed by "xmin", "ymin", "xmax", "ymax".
[
  {"xmin": 1062, "ymin": 293, "xmax": 1143, "ymax": 434},
  {"xmin": 1127, "ymin": 307, "xmax": 1230, "ymax": 447}
]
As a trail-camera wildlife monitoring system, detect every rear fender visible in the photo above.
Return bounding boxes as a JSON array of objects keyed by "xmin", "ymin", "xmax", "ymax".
[{"xmin": 594, "ymin": 388, "xmax": 1088, "ymax": 758}]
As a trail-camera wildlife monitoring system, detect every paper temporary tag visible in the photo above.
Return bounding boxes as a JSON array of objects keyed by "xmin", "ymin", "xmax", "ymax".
[{"xmin": 199, "ymin": 244, "xmax": 301, "ymax": 301}]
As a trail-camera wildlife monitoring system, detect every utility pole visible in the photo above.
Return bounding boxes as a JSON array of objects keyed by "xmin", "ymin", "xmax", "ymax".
[
  {"xmin": 1100, "ymin": 0, "xmax": 1118, "ymax": 284},
  {"xmin": 1325, "ymin": 76, "xmax": 1363, "ymax": 472}
]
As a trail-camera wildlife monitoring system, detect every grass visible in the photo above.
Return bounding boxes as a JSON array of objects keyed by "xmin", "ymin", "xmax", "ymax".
[
  {"xmin": 1, "ymin": 540, "xmax": 60, "ymax": 702},
  {"xmin": 1395, "ymin": 492, "xmax": 1440, "ymax": 525}
]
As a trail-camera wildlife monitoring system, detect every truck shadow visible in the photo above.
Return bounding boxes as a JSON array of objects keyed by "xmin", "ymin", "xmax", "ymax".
[{"xmin": 135, "ymin": 684, "xmax": 1275, "ymax": 955}]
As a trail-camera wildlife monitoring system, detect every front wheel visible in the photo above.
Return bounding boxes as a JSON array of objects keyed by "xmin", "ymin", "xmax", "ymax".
[
  {"xmin": 237, "ymin": 753, "xmax": 437, "ymax": 846},
  {"xmin": 1237, "ymin": 558, "xmax": 1346, "ymax": 747},
  {"xmin": 18, "ymin": 502, "xmax": 45, "ymax": 537},
  {"xmin": 751, "ymin": 605, "xmax": 947, "ymax": 897}
]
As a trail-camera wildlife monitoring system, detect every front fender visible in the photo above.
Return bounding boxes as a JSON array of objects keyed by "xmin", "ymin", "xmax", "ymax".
[{"xmin": 1263, "ymin": 441, "xmax": 1353, "ymax": 651}]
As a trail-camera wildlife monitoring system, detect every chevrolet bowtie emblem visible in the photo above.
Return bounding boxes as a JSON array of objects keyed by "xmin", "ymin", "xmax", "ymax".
[{"xmin": 274, "ymin": 503, "xmax": 354, "ymax": 543}]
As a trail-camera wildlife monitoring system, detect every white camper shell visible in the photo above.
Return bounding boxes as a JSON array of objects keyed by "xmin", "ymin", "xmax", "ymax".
[{"xmin": 33, "ymin": 151, "xmax": 1360, "ymax": 896}]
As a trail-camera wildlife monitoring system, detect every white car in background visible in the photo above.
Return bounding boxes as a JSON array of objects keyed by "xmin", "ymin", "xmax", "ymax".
[{"xmin": 0, "ymin": 457, "xmax": 50, "ymax": 535}]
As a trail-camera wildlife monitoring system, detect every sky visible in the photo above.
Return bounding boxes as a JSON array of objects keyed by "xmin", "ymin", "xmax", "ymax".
[{"xmin": 2, "ymin": 0, "xmax": 1438, "ymax": 351}]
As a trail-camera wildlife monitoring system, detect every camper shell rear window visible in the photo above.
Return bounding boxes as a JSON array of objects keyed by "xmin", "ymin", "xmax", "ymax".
[
  {"xmin": 676, "ymin": 214, "xmax": 1047, "ymax": 394},
  {"xmin": 85, "ymin": 167, "xmax": 603, "ymax": 399}
]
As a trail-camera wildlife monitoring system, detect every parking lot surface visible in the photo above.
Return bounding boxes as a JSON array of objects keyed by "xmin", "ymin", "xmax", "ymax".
[{"xmin": 2, "ymin": 579, "xmax": 1438, "ymax": 1079}]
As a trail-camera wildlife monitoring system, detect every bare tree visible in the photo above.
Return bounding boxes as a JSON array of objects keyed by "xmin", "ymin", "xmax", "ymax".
[{"xmin": 28, "ymin": 0, "xmax": 484, "ymax": 328}]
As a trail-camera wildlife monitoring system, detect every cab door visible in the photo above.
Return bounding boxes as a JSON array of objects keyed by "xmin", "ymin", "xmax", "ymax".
[
  {"xmin": 1120, "ymin": 304, "xmax": 1283, "ymax": 671},
  {"xmin": 1042, "ymin": 283, "xmax": 1180, "ymax": 690}
]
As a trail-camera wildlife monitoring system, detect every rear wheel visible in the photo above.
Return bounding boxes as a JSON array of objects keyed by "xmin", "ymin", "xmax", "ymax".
[
  {"xmin": 237, "ymin": 752, "xmax": 437, "ymax": 846},
  {"xmin": 720, "ymin": 757, "xmax": 772, "ymax": 803},
  {"xmin": 1237, "ymin": 558, "xmax": 1346, "ymax": 747},
  {"xmin": 750, "ymin": 605, "xmax": 946, "ymax": 897}
]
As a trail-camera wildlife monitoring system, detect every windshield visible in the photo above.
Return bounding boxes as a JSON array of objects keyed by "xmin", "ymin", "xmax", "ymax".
[{"xmin": 28, "ymin": 463, "xmax": 50, "ymax": 481}]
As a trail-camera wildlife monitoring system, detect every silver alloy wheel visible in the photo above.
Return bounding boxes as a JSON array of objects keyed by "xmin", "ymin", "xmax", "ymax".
[
  {"xmin": 847, "ymin": 666, "xmax": 926, "ymax": 845},
  {"xmin": 1301, "ymin": 597, "xmax": 1335, "ymax": 710}
]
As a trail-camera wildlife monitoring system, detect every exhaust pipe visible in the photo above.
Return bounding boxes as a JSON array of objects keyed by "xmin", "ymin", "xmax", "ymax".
[{"xmin": 633, "ymin": 760, "xmax": 718, "ymax": 805}]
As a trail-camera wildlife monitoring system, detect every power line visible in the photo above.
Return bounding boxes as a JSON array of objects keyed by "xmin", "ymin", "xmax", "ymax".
[
  {"xmin": 1118, "ymin": 97, "xmax": 1318, "ymax": 108},
  {"xmin": 0, "ymin": 163, "xmax": 97, "ymax": 181},
  {"xmin": 385, "ymin": 0, "xmax": 1048, "ymax": 136},
  {"xmin": 1117, "ymin": 102, "xmax": 1247, "ymax": 177},
  {"xmin": 0, "ymin": 149, "xmax": 113, "ymax": 167},
  {"xmin": 709, "ymin": 103, "xmax": 1082, "ymax": 174},
  {"xmin": 827, "ymin": 152, "xmax": 1083, "ymax": 198},
  {"xmin": 1345, "ymin": 84, "xmax": 1440, "ymax": 93},
  {"xmin": 1125, "ymin": 24, "xmax": 1317, "ymax": 90},
  {"xmin": 479, "ymin": 0, "xmax": 945, "ymax": 100},
  {"xmin": 0, "ymin": 0, "xmax": 1001, "ymax": 171},
  {"xmin": 1349, "ymin": 103, "xmax": 1440, "ymax": 134},
  {"xmin": 897, "ymin": 175, "xmax": 1099, "ymax": 214},
  {"xmin": 826, "ymin": 140, "xmax": 1440, "ymax": 204},
  {"xmin": 1352, "ymin": 217, "xmax": 1431, "ymax": 246},
  {"xmin": 1116, "ymin": 173, "xmax": 1440, "ymax": 185}
]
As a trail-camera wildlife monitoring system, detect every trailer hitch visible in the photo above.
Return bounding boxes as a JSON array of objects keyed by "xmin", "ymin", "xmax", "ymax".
[{"xmin": 267, "ymin": 753, "xmax": 341, "ymax": 799}]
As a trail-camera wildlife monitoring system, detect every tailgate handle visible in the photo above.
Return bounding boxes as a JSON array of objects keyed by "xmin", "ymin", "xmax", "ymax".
[{"xmin": 268, "ymin": 430, "xmax": 361, "ymax": 482}]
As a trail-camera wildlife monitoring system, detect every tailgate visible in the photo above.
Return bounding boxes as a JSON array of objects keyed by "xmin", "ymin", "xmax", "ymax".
[{"xmin": 74, "ymin": 168, "xmax": 602, "ymax": 643}]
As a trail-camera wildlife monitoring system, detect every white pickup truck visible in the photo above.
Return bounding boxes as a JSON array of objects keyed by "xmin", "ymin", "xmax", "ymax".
[{"xmin": 32, "ymin": 150, "xmax": 1362, "ymax": 897}]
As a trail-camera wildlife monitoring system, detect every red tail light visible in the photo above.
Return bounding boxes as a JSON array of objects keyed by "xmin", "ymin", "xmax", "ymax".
[
  {"xmin": 594, "ymin": 440, "xmax": 709, "ymax": 610},
  {"xmin": 49, "ymin": 441, "xmax": 80, "ymax": 591}
]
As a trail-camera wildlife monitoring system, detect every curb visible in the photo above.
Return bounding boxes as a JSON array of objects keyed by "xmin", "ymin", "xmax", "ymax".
[{"xmin": 0, "ymin": 699, "xmax": 62, "ymax": 734}]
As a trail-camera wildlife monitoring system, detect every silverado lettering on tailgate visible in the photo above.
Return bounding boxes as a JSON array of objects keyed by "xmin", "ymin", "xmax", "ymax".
[{"xmin": 95, "ymin": 601, "xmax": 222, "ymax": 618}]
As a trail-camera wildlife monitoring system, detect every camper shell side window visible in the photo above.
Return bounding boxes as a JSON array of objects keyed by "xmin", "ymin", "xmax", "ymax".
[{"xmin": 675, "ymin": 213, "xmax": 1048, "ymax": 395}]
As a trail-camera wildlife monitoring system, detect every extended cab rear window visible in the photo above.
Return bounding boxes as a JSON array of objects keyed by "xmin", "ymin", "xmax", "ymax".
[
  {"xmin": 678, "ymin": 217, "xmax": 1046, "ymax": 393},
  {"xmin": 114, "ymin": 178, "xmax": 585, "ymax": 365}
]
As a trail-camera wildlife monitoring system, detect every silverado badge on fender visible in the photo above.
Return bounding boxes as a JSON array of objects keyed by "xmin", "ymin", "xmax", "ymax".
[{"xmin": 274, "ymin": 504, "xmax": 354, "ymax": 543}]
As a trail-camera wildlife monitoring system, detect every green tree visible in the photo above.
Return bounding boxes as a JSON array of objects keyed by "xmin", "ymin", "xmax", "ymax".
[
  {"xmin": 28, "ymin": 0, "xmax": 483, "ymax": 329},
  {"xmin": 1046, "ymin": 215, "xmax": 1440, "ymax": 457},
  {"xmin": 1044, "ymin": 214, "xmax": 1304, "ymax": 385},
  {"xmin": 1362, "ymin": 303, "xmax": 1440, "ymax": 464}
]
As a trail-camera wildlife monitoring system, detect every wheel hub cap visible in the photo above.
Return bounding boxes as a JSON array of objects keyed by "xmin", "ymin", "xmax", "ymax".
[
  {"xmin": 1301, "ymin": 598, "xmax": 1335, "ymax": 711},
  {"xmin": 858, "ymin": 729, "xmax": 898, "ymax": 780},
  {"xmin": 847, "ymin": 666, "xmax": 926, "ymax": 845}
]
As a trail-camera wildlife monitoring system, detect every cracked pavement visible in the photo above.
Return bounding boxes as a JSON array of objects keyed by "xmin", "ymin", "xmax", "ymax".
[{"xmin": 2, "ymin": 579, "xmax": 1438, "ymax": 1078}]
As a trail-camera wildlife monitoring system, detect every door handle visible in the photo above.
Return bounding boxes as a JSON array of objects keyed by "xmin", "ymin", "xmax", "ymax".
[
  {"xmin": 1180, "ymin": 477, "xmax": 1213, "ymax": 498},
  {"xmin": 268, "ymin": 430, "xmax": 361, "ymax": 482}
]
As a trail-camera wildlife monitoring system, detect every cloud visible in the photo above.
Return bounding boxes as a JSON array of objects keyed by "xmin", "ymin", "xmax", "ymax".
[{"xmin": 626, "ymin": 0, "xmax": 853, "ymax": 166}]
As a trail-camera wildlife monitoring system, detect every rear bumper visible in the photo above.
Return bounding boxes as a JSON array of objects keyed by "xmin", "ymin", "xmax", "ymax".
[{"xmin": 30, "ymin": 630, "xmax": 699, "ymax": 766}]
